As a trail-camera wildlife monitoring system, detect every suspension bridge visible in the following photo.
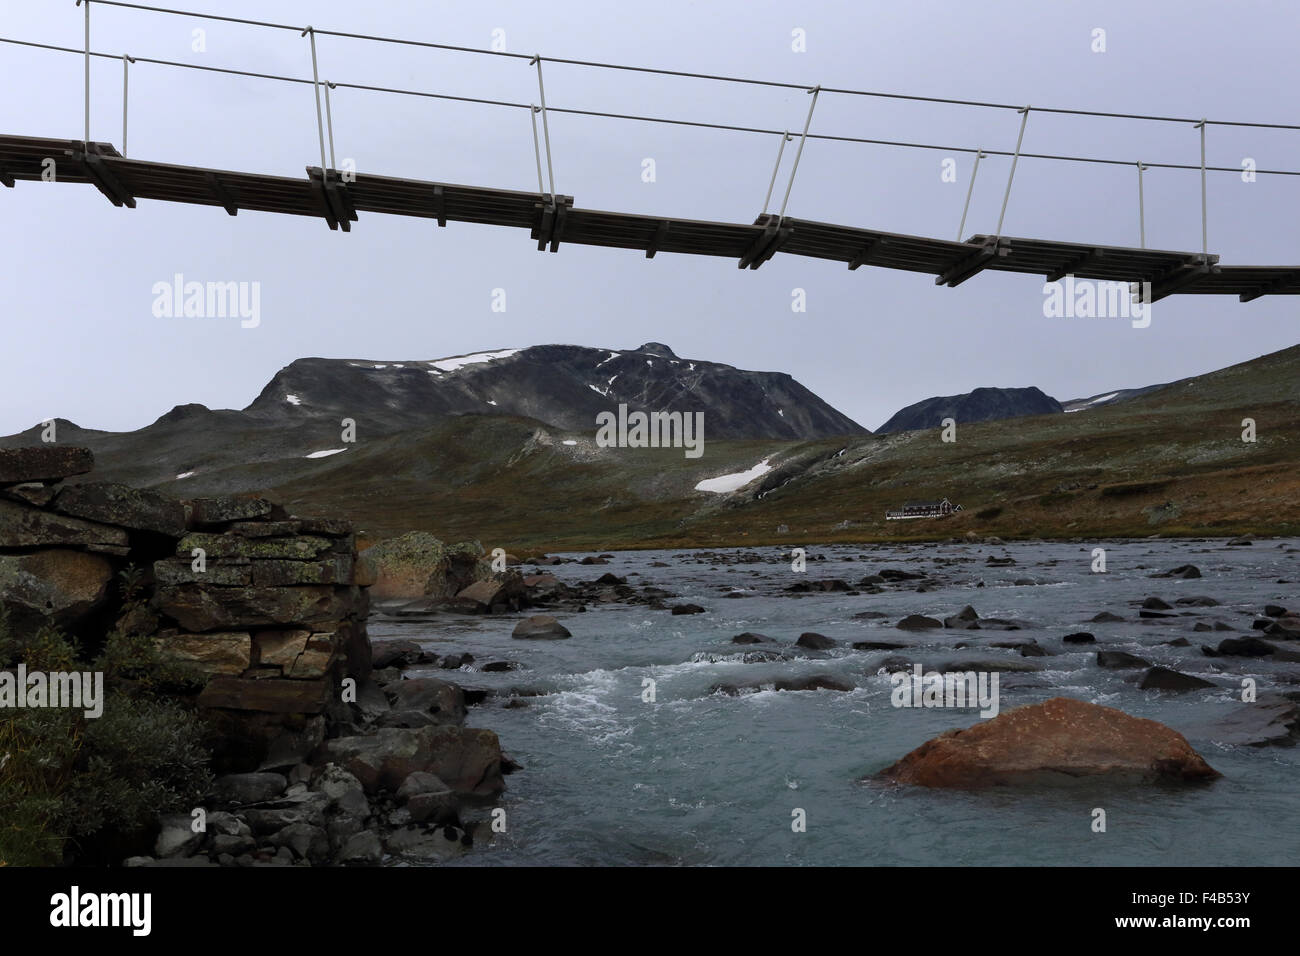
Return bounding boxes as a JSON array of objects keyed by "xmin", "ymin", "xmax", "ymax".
[{"xmin": 4, "ymin": 1, "xmax": 1300, "ymax": 302}]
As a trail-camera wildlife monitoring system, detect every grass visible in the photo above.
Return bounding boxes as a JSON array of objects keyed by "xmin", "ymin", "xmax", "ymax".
[{"xmin": 250, "ymin": 344, "xmax": 1300, "ymax": 552}]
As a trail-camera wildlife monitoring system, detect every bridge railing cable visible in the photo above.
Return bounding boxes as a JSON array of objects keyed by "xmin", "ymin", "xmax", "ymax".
[
  {"xmin": 6, "ymin": 35, "xmax": 1296, "ymax": 180},
  {"xmin": 79, "ymin": 0, "xmax": 1300, "ymax": 132},
  {"xmin": 7, "ymin": 1, "xmax": 1300, "ymax": 253}
]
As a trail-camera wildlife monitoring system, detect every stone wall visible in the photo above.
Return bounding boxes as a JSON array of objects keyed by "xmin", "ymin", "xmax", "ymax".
[
  {"xmin": 0, "ymin": 446, "xmax": 372, "ymax": 769},
  {"xmin": 2, "ymin": 445, "xmax": 518, "ymax": 866}
]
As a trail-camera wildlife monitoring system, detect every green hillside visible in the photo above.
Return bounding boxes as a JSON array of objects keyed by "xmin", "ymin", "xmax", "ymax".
[{"xmin": 257, "ymin": 345, "xmax": 1300, "ymax": 551}]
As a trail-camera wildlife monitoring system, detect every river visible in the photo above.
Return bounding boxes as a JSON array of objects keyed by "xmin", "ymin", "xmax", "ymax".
[{"xmin": 368, "ymin": 538, "xmax": 1300, "ymax": 866}]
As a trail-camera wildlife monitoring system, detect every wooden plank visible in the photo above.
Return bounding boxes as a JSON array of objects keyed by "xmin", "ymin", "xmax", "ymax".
[
  {"xmin": 1047, "ymin": 247, "xmax": 1105, "ymax": 282},
  {"xmin": 1238, "ymin": 268, "xmax": 1300, "ymax": 302}
]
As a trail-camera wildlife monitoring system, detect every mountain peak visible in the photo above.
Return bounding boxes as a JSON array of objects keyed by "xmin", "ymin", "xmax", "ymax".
[
  {"xmin": 239, "ymin": 343, "xmax": 866, "ymax": 440},
  {"xmin": 636, "ymin": 342, "xmax": 677, "ymax": 358},
  {"xmin": 155, "ymin": 403, "xmax": 212, "ymax": 425},
  {"xmin": 876, "ymin": 386, "xmax": 1062, "ymax": 434}
]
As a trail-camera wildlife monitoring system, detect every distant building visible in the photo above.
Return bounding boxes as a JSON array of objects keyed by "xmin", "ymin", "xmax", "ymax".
[{"xmin": 885, "ymin": 498, "xmax": 962, "ymax": 520}]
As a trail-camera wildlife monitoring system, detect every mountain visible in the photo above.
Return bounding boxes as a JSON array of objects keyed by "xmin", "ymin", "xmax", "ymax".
[
  {"xmin": 244, "ymin": 342, "xmax": 866, "ymax": 440},
  {"xmin": 875, "ymin": 386, "xmax": 1063, "ymax": 434},
  {"xmin": 264, "ymin": 343, "xmax": 1300, "ymax": 547},
  {"xmin": 5, "ymin": 343, "xmax": 1295, "ymax": 548},
  {"xmin": 0, "ymin": 343, "xmax": 866, "ymax": 491}
]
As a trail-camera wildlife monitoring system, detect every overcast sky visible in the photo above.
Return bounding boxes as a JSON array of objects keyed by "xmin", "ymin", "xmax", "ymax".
[{"xmin": 2, "ymin": 0, "xmax": 1297, "ymax": 434}]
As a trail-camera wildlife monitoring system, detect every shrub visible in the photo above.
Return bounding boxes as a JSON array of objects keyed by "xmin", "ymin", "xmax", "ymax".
[
  {"xmin": 0, "ymin": 611, "xmax": 212, "ymax": 865},
  {"xmin": 62, "ymin": 693, "xmax": 212, "ymax": 852}
]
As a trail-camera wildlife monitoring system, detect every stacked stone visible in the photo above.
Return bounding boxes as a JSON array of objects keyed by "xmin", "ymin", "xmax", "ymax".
[
  {"xmin": 0, "ymin": 447, "xmax": 372, "ymax": 755},
  {"xmin": 153, "ymin": 493, "xmax": 373, "ymax": 718},
  {"xmin": 3, "ymin": 447, "xmax": 517, "ymax": 865},
  {"xmin": 0, "ymin": 446, "xmax": 142, "ymax": 634}
]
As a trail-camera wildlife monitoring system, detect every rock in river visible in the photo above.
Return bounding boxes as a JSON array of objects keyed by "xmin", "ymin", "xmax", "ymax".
[
  {"xmin": 1138, "ymin": 666, "xmax": 1215, "ymax": 692},
  {"xmin": 1096, "ymin": 650, "xmax": 1152, "ymax": 669},
  {"xmin": 896, "ymin": 614, "xmax": 944, "ymax": 631},
  {"xmin": 874, "ymin": 697, "xmax": 1220, "ymax": 787},
  {"xmin": 511, "ymin": 614, "xmax": 572, "ymax": 639},
  {"xmin": 796, "ymin": 632, "xmax": 837, "ymax": 649}
]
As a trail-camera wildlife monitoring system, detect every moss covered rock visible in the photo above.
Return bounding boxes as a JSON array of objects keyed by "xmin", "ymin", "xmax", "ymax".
[{"xmin": 359, "ymin": 532, "xmax": 488, "ymax": 600}]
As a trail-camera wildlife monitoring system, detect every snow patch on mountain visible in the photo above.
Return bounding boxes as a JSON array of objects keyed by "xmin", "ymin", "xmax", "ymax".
[
  {"xmin": 427, "ymin": 349, "xmax": 521, "ymax": 372},
  {"xmin": 695, "ymin": 458, "xmax": 773, "ymax": 494}
]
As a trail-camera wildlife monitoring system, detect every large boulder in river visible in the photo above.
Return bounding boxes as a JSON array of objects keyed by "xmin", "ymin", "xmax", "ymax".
[
  {"xmin": 1138, "ymin": 666, "xmax": 1215, "ymax": 691},
  {"xmin": 512, "ymin": 615, "xmax": 571, "ymax": 639},
  {"xmin": 384, "ymin": 678, "xmax": 466, "ymax": 725},
  {"xmin": 875, "ymin": 697, "xmax": 1220, "ymax": 787},
  {"xmin": 1214, "ymin": 636, "xmax": 1289, "ymax": 657},
  {"xmin": 456, "ymin": 579, "xmax": 503, "ymax": 609},
  {"xmin": 897, "ymin": 614, "xmax": 943, "ymax": 631},
  {"xmin": 455, "ymin": 571, "xmax": 527, "ymax": 612},
  {"xmin": 359, "ymin": 532, "xmax": 488, "ymax": 601},
  {"xmin": 796, "ymin": 632, "xmax": 836, "ymax": 649}
]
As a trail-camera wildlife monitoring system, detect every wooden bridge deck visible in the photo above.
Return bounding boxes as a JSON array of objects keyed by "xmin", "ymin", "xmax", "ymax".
[{"xmin": 4, "ymin": 133, "xmax": 1298, "ymax": 301}]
